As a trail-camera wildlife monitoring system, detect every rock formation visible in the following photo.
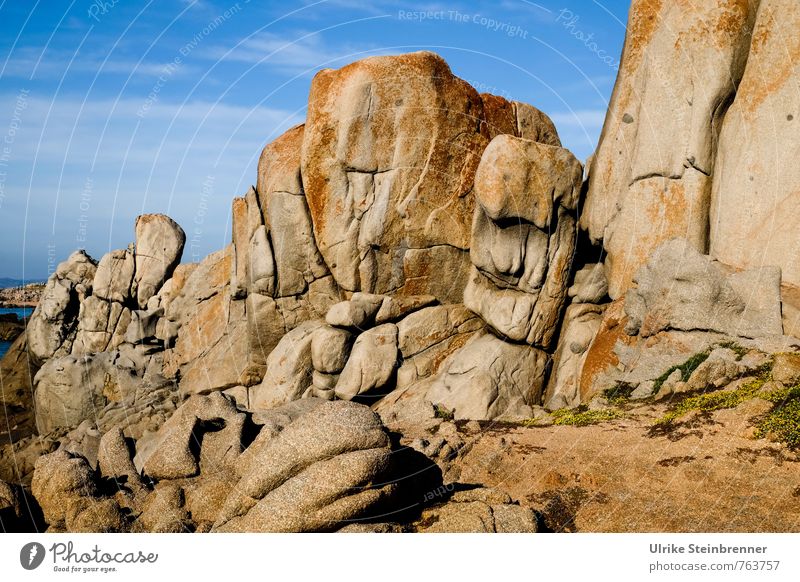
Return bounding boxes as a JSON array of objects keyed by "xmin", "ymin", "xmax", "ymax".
[
  {"xmin": 581, "ymin": 0, "xmax": 759, "ymax": 299},
  {"xmin": 3, "ymin": 24, "xmax": 800, "ymax": 532},
  {"xmin": 710, "ymin": 0, "xmax": 800, "ymax": 336}
]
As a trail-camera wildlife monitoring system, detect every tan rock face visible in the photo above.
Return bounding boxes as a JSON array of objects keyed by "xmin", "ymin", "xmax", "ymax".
[
  {"xmin": 134, "ymin": 214, "xmax": 186, "ymax": 309},
  {"xmin": 710, "ymin": 0, "xmax": 800, "ymax": 298},
  {"xmin": 164, "ymin": 247, "xmax": 250, "ymax": 395},
  {"xmin": 257, "ymin": 124, "xmax": 330, "ymax": 299},
  {"xmin": 582, "ymin": 0, "xmax": 759, "ymax": 299},
  {"xmin": 231, "ymin": 125, "xmax": 340, "ymax": 382},
  {"xmin": 465, "ymin": 135, "xmax": 582, "ymax": 349},
  {"xmin": 302, "ymin": 51, "xmax": 560, "ymax": 303}
]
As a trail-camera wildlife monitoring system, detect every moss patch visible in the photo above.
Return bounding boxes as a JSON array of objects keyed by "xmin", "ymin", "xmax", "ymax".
[
  {"xmin": 654, "ymin": 376, "xmax": 769, "ymax": 426},
  {"xmin": 653, "ymin": 351, "xmax": 711, "ymax": 392},
  {"xmin": 602, "ymin": 382, "xmax": 636, "ymax": 406},
  {"xmin": 716, "ymin": 341, "xmax": 749, "ymax": 361},
  {"xmin": 551, "ymin": 406, "xmax": 623, "ymax": 427},
  {"xmin": 433, "ymin": 404, "xmax": 454, "ymax": 421},
  {"xmin": 755, "ymin": 384, "xmax": 800, "ymax": 448}
]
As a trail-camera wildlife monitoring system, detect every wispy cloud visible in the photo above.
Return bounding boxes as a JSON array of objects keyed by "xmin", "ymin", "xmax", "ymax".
[
  {"xmin": 3, "ymin": 46, "xmax": 199, "ymax": 80},
  {"xmin": 550, "ymin": 108, "xmax": 606, "ymax": 130},
  {"xmin": 205, "ymin": 30, "xmax": 392, "ymax": 75}
]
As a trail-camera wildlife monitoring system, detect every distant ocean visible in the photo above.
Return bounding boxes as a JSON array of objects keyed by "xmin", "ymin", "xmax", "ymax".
[{"xmin": 0, "ymin": 306, "xmax": 33, "ymax": 358}]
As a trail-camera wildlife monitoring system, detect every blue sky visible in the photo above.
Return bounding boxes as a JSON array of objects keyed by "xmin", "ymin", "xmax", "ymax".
[{"xmin": 0, "ymin": 0, "xmax": 629, "ymax": 280}]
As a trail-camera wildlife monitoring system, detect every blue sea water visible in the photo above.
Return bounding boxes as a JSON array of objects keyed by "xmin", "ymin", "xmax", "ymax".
[
  {"xmin": 0, "ymin": 307, "xmax": 32, "ymax": 358},
  {"xmin": 0, "ymin": 307, "xmax": 33, "ymax": 319}
]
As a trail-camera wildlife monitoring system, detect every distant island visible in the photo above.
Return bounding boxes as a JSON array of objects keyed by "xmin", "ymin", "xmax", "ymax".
[{"xmin": 0, "ymin": 281, "xmax": 43, "ymax": 308}]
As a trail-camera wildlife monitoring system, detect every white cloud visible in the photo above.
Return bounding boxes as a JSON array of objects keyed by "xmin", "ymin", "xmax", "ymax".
[
  {"xmin": 2, "ymin": 46, "xmax": 198, "ymax": 80},
  {"xmin": 205, "ymin": 30, "xmax": 393, "ymax": 75}
]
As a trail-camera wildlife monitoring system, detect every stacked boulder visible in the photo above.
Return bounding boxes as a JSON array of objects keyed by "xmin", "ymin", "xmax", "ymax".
[
  {"xmin": 0, "ymin": 215, "xmax": 184, "ymax": 463},
  {"xmin": 378, "ymin": 133, "xmax": 584, "ymax": 421},
  {"xmin": 28, "ymin": 396, "xmax": 406, "ymax": 532}
]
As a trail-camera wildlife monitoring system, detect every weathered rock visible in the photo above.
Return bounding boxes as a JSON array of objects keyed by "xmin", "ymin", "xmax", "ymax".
[
  {"xmin": 624, "ymin": 239, "xmax": 783, "ymax": 339},
  {"xmin": 414, "ymin": 488, "xmax": 537, "ymax": 533},
  {"xmin": 33, "ymin": 354, "xmax": 109, "ymax": 434},
  {"xmin": 569, "ymin": 263, "xmax": 608, "ymax": 304},
  {"xmin": 582, "ymin": 0, "xmax": 759, "ymax": 298},
  {"xmin": 213, "ymin": 401, "xmax": 395, "ymax": 532},
  {"xmin": 334, "ymin": 324, "xmax": 399, "ymax": 401},
  {"xmin": 230, "ymin": 187, "xmax": 264, "ymax": 298},
  {"xmin": 137, "ymin": 392, "xmax": 246, "ymax": 480},
  {"xmin": 98, "ymin": 427, "xmax": 145, "ymax": 498},
  {"xmin": 27, "ymin": 250, "xmax": 97, "ymax": 362},
  {"xmin": 258, "ymin": 126, "xmax": 330, "ymax": 298},
  {"xmin": 135, "ymin": 482, "xmax": 191, "ymax": 533},
  {"xmin": 239, "ymin": 398, "xmax": 325, "ymax": 477},
  {"xmin": 397, "ymin": 304, "xmax": 482, "ymax": 360},
  {"xmin": 65, "ymin": 497, "xmax": 127, "ymax": 533},
  {"xmin": 683, "ymin": 348, "xmax": 743, "ymax": 392},
  {"xmin": 92, "ymin": 247, "xmax": 135, "ymax": 303},
  {"xmin": 310, "ymin": 325, "xmax": 352, "ymax": 374},
  {"xmin": 249, "ymin": 320, "xmax": 323, "ymax": 411},
  {"xmin": 772, "ymin": 352, "xmax": 800, "ymax": 386},
  {"xmin": 465, "ymin": 135, "xmax": 581, "ymax": 348},
  {"xmin": 59, "ymin": 421, "xmax": 102, "ymax": 469},
  {"xmin": 544, "ymin": 303, "xmax": 605, "ymax": 410},
  {"xmin": 325, "ymin": 293, "xmax": 384, "ymax": 329},
  {"xmin": 31, "ymin": 450, "xmax": 97, "ymax": 528},
  {"xmin": 134, "ymin": 214, "xmax": 186, "ymax": 309},
  {"xmin": 302, "ymin": 52, "xmax": 560, "ymax": 303},
  {"xmin": 247, "ymin": 225, "xmax": 276, "ymax": 296},
  {"xmin": 425, "ymin": 331, "xmax": 550, "ymax": 421},
  {"xmin": 124, "ymin": 308, "xmax": 162, "ymax": 345},
  {"xmin": 71, "ymin": 296, "xmax": 131, "ymax": 354},
  {"xmin": 0, "ymin": 334, "xmax": 38, "ymax": 440},
  {"xmin": 375, "ymin": 294, "xmax": 437, "ymax": 325},
  {"xmin": 165, "ymin": 248, "xmax": 251, "ymax": 394},
  {"xmin": 710, "ymin": 0, "xmax": 800, "ymax": 308}
]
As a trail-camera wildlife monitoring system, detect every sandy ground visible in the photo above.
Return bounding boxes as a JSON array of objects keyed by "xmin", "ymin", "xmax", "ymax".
[{"xmin": 396, "ymin": 397, "xmax": 800, "ymax": 532}]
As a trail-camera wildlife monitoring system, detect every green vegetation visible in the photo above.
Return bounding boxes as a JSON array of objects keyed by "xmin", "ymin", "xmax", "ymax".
[
  {"xmin": 433, "ymin": 404, "xmax": 454, "ymax": 421},
  {"xmin": 551, "ymin": 405, "xmax": 623, "ymax": 427},
  {"xmin": 602, "ymin": 382, "xmax": 636, "ymax": 406},
  {"xmin": 652, "ymin": 351, "xmax": 711, "ymax": 392},
  {"xmin": 755, "ymin": 384, "xmax": 800, "ymax": 448},
  {"xmin": 653, "ymin": 373, "xmax": 770, "ymax": 427},
  {"xmin": 716, "ymin": 340, "xmax": 749, "ymax": 361}
]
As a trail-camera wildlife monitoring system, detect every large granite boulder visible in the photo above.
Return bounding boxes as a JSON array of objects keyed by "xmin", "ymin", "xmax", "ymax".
[
  {"xmin": 134, "ymin": 214, "xmax": 186, "ymax": 309},
  {"xmin": 213, "ymin": 401, "xmax": 396, "ymax": 532},
  {"xmin": 27, "ymin": 250, "xmax": 97, "ymax": 363},
  {"xmin": 163, "ymin": 247, "xmax": 250, "ymax": 395},
  {"xmin": 425, "ymin": 331, "xmax": 550, "ymax": 421},
  {"xmin": 624, "ymin": 239, "xmax": 783, "ymax": 339},
  {"xmin": 465, "ymin": 135, "xmax": 581, "ymax": 349},
  {"xmin": 581, "ymin": 0, "xmax": 759, "ymax": 298},
  {"xmin": 709, "ymin": 0, "xmax": 800, "ymax": 336},
  {"xmin": 301, "ymin": 51, "xmax": 560, "ymax": 303}
]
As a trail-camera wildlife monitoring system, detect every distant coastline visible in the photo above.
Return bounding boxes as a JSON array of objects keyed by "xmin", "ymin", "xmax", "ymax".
[{"xmin": 0, "ymin": 281, "xmax": 43, "ymax": 309}]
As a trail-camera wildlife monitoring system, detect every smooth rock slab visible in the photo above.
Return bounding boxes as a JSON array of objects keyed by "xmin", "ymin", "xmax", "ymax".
[
  {"xmin": 213, "ymin": 401, "xmax": 394, "ymax": 532},
  {"xmin": 425, "ymin": 331, "xmax": 550, "ymax": 421},
  {"xmin": 334, "ymin": 324, "xmax": 399, "ymax": 401}
]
